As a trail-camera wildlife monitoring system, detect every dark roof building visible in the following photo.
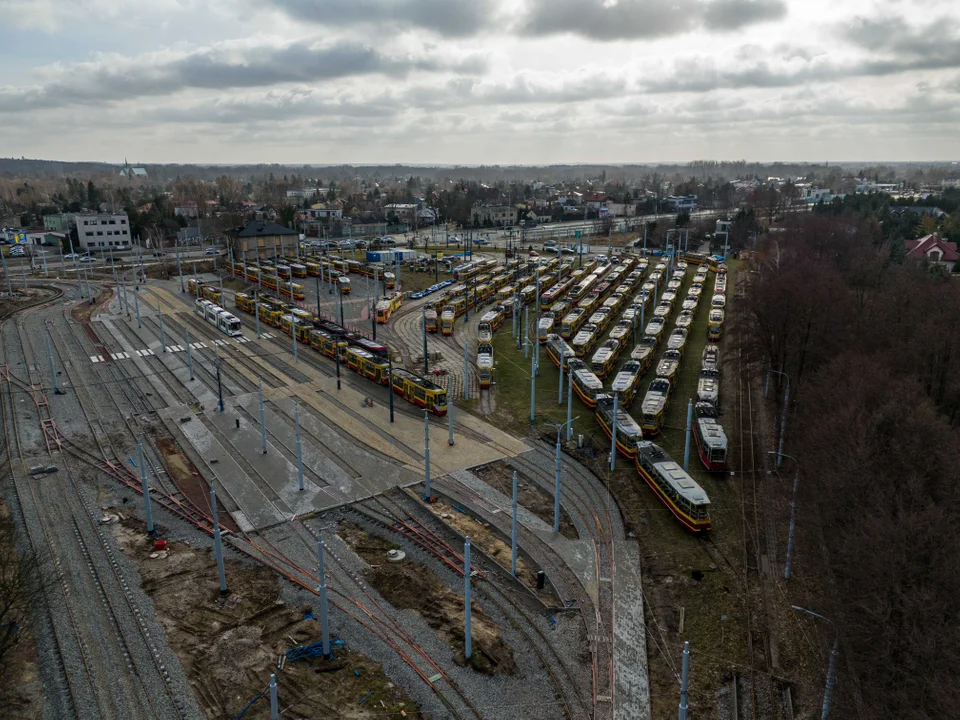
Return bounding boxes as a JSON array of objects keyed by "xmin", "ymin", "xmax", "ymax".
[
  {"xmin": 904, "ymin": 233, "xmax": 959, "ymax": 269},
  {"xmin": 233, "ymin": 221, "xmax": 298, "ymax": 259}
]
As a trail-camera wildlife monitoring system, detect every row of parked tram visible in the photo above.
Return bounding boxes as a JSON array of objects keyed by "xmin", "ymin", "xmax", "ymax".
[
  {"xmin": 478, "ymin": 250, "xmax": 728, "ymax": 532},
  {"xmin": 229, "ymin": 290, "xmax": 448, "ymax": 415}
]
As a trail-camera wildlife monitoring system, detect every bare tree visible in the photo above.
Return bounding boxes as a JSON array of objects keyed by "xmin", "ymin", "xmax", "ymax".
[{"xmin": 0, "ymin": 505, "xmax": 46, "ymax": 678}]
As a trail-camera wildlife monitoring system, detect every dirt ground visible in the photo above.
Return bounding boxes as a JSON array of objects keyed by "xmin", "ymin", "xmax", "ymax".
[
  {"xmin": 472, "ymin": 461, "xmax": 579, "ymax": 540},
  {"xmin": 338, "ymin": 521, "xmax": 518, "ymax": 676},
  {"xmin": 0, "ymin": 500, "xmax": 43, "ymax": 720},
  {"xmin": 153, "ymin": 437, "xmax": 241, "ymax": 534},
  {"xmin": 413, "ymin": 492, "xmax": 560, "ymax": 604},
  {"xmin": 111, "ymin": 519, "xmax": 416, "ymax": 720}
]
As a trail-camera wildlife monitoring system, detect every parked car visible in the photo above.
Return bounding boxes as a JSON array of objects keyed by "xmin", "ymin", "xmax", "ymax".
[
  {"xmin": 354, "ymin": 240, "xmax": 367, "ymax": 249},
  {"xmin": 474, "ymin": 237, "xmax": 490, "ymax": 246},
  {"xmin": 80, "ymin": 255, "xmax": 97, "ymax": 263},
  {"xmin": 205, "ymin": 247, "xmax": 219, "ymax": 255},
  {"xmin": 64, "ymin": 252, "xmax": 80, "ymax": 259},
  {"xmin": 152, "ymin": 251, "xmax": 166, "ymax": 257}
]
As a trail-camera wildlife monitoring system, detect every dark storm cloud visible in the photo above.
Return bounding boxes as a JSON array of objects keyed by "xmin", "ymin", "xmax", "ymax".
[
  {"xmin": 263, "ymin": 0, "xmax": 498, "ymax": 37},
  {"xmin": 516, "ymin": 0, "xmax": 787, "ymax": 41},
  {"xmin": 0, "ymin": 40, "xmax": 485, "ymax": 112}
]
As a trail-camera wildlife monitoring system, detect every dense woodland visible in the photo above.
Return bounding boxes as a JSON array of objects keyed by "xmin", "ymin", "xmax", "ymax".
[{"xmin": 742, "ymin": 214, "xmax": 960, "ymax": 718}]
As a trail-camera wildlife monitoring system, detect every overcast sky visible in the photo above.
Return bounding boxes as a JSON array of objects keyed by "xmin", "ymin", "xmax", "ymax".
[{"xmin": 1, "ymin": 0, "xmax": 958, "ymax": 164}]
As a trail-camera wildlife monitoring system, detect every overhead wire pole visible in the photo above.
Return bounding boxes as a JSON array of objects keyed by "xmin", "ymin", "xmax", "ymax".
[
  {"xmin": 463, "ymin": 342, "xmax": 469, "ymax": 402},
  {"xmin": 609, "ymin": 393, "xmax": 618, "ymax": 471},
  {"xmin": 769, "ymin": 368, "xmax": 791, "ymax": 467},
  {"xmin": 683, "ymin": 399, "xmax": 693, "ymax": 471},
  {"xmin": 157, "ymin": 301, "xmax": 166, "ymax": 352},
  {"xmin": 511, "ymin": 471, "xmax": 518, "ymax": 576},
  {"xmin": 792, "ymin": 606, "xmax": 839, "ymax": 719},
  {"xmin": 423, "ymin": 411, "xmax": 431, "ymax": 501},
  {"xmin": 558, "ymin": 343, "xmax": 564, "ymax": 404},
  {"xmin": 677, "ymin": 640, "xmax": 691, "ymax": 720},
  {"xmin": 259, "ymin": 376, "xmax": 267, "ymax": 454},
  {"xmin": 185, "ymin": 325, "xmax": 194, "ymax": 381},
  {"xmin": 210, "ymin": 486, "xmax": 228, "ymax": 596},
  {"xmin": 136, "ymin": 439, "xmax": 155, "ymax": 535},
  {"xmin": 464, "ymin": 536, "xmax": 473, "ymax": 660},
  {"xmin": 529, "ymin": 338, "xmax": 536, "ymax": 424},
  {"xmin": 295, "ymin": 402, "xmax": 304, "ymax": 492},
  {"xmin": 770, "ymin": 451, "xmax": 801, "ymax": 579},
  {"xmin": 317, "ymin": 540, "xmax": 331, "ymax": 656}
]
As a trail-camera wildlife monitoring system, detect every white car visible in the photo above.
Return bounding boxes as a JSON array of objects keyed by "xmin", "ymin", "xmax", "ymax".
[
  {"xmin": 80, "ymin": 255, "xmax": 97, "ymax": 263},
  {"xmin": 64, "ymin": 252, "xmax": 81, "ymax": 259}
]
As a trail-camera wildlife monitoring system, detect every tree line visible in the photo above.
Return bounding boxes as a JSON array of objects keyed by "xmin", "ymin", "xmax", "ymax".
[{"xmin": 741, "ymin": 213, "xmax": 960, "ymax": 718}]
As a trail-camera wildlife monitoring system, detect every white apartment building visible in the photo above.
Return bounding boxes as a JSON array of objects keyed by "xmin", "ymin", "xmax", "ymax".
[{"xmin": 74, "ymin": 212, "xmax": 132, "ymax": 251}]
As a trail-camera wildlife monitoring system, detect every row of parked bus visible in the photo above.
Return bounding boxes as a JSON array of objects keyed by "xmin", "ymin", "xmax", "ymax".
[{"xmin": 231, "ymin": 290, "xmax": 448, "ymax": 415}]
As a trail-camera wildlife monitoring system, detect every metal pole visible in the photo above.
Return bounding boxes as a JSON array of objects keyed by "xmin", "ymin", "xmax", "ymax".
[
  {"xmin": 423, "ymin": 411, "xmax": 431, "ymax": 500},
  {"xmin": 317, "ymin": 540, "xmax": 331, "ymax": 656},
  {"xmin": 448, "ymin": 399, "xmax": 454, "ymax": 446},
  {"xmin": 335, "ymin": 346, "xmax": 341, "ymax": 390},
  {"xmin": 316, "ymin": 275, "xmax": 321, "ymax": 316},
  {"xmin": 677, "ymin": 640, "xmax": 690, "ymax": 720},
  {"xmin": 683, "ymin": 399, "xmax": 693, "ymax": 471},
  {"xmin": 259, "ymin": 376, "xmax": 267, "ymax": 454},
  {"xmin": 388, "ymin": 355, "xmax": 395, "ymax": 423},
  {"xmin": 295, "ymin": 402, "xmax": 304, "ymax": 491},
  {"xmin": 177, "ymin": 252, "xmax": 184, "ymax": 292},
  {"xmin": 210, "ymin": 487, "xmax": 228, "ymax": 595},
  {"xmin": 46, "ymin": 331, "xmax": 60, "ymax": 394},
  {"xmin": 764, "ymin": 369, "xmax": 770, "ymax": 398},
  {"xmin": 786, "ymin": 467, "xmax": 799, "ymax": 579},
  {"xmin": 422, "ymin": 307, "xmax": 428, "ymax": 374},
  {"xmin": 134, "ymin": 288, "xmax": 141, "ymax": 328},
  {"xmin": 511, "ymin": 471, "xmax": 518, "ymax": 576},
  {"xmin": 463, "ymin": 342, "xmax": 469, "ymax": 401},
  {"xmin": 137, "ymin": 440, "xmax": 154, "ymax": 534},
  {"xmin": 269, "ymin": 674, "xmax": 278, "ymax": 720},
  {"xmin": 535, "ymin": 331, "xmax": 540, "ymax": 377},
  {"xmin": 610, "ymin": 393, "xmax": 618, "ymax": 470},
  {"xmin": 185, "ymin": 325, "xmax": 194, "ymax": 381},
  {"xmin": 566, "ymin": 367, "xmax": 573, "ymax": 441},
  {"xmin": 21, "ymin": 260, "xmax": 27, "ymax": 292},
  {"xmin": 216, "ymin": 359, "xmax": 224, "ymax": 413},
  {"xmin": 464, "ymin": 536, "xmax": 472, "ymax": 660},
  {"xmin": 553, "ymin": 430, "xmax": 561, "ymax": 533},
  {"xmin": 529, "ymin": 340, "xmax": 536, "ymax": 424},
  {"xmin": 255, "ymin": 296, "xmax": 261, "ymax": 338},
  {"xmin": 121, "ymin": 280, "xmax": 127, "ymax": 314},
  {"xmin": 339, "ymin": 288, "xmax": 344, "ymax": 326},
  {"xmin": 778, "ymin": 379, "xmax": 790, "ymax": 467},
  {"xmin": 823, "ymin": 636, "xmax": 839, "ymax": 719},
  {"xmin": 524, "ymin": 305, "xmax": 529, "ymax": 359},
  {"xmin": 292, "ymin": 316, "xmax": 298, "ymax": 364},
  {"xmin": 558, "ymin": 343, "xmax": 564, "ymax": 404},
  {"xmin": 157, "ymin": 301, "xmax": 166, "ymax": 352}
]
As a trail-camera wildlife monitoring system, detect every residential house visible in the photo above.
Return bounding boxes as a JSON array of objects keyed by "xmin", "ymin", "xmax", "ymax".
[
  {"xmin": 73, "ymin": 212, "xmax": 132, "ymax": 251},
  {"xmin": 382, "ymin": 203, "xmax": 419, "ymax": 222},
  {"xmin": 904, "ymin": 233, "xmax": 959, "ymax": 270},
  {"xmin": 800, "ymin": 187, "xmax": 834, "ymax": 204},
  {"xmin": 664, "ymin": 195, "xmax": 698, "ymax": 212},
  {"xmin": 557, "ymin": 192, "xmax": 583, "ymax": 206},
  {"xmin": 175, "ymin": 203, "xmax": 199, "ymax": 219},
  {"xmin": 43, "ymin": 213, "xmax": 74, "ymax": 232},
  {"xmin": 890, "ymin": 206, "xmax": 948, "ymax": 219},
  {"xmin": 233, "ymin": 221, "xmax": 299, "ymax": 260},
  {"xmin": 471, "ymin": 202, "xmax": 515, "ymax": 227},
  {"xmin": 306, "ymin": 202, "xmax": 343, "ymax": 221}
]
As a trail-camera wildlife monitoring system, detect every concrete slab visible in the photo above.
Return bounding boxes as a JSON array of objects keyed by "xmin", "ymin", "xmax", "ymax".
[
  {"xmin": 157, "ymin": 405, "xmax": 279, "ymax": 532},
  {"xmin": 204, "ymin": 397, "xmax": 339, "ymax": 516},
  {"xmin": 269, "ymin": 394, "xmax": 419, "ymax": 505},
  {"xmin": 613, "ymin": 540, "xmax": 650, "ymax": 720}
]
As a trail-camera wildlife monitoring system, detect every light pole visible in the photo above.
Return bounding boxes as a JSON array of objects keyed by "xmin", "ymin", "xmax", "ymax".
[
  {"xmin": 769, "ymin": 451, "xmax": 801, "ymax": 579},
  {"xmin": 792, "ymin": 606, "xmax": 839, "ymax": 720},
  {"xmin": 769, "ymin": 369, "xmax": 791, "ymax": 467}
]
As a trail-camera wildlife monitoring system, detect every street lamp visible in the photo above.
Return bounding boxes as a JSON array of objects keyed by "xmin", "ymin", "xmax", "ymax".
[{"xmin": 792, "ymin": 606, "xmax": 839, "ymax": 720}]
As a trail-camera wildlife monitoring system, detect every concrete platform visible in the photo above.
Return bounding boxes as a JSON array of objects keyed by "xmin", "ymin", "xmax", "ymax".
[{"xmin": 613, "ymin": 540, "xmax": 651, "ymax": 720}]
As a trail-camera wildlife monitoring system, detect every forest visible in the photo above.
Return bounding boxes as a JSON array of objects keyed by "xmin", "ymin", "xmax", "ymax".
[{"xmin": 742, "ymin": 213, "xmax": 960, "ymax": 718}]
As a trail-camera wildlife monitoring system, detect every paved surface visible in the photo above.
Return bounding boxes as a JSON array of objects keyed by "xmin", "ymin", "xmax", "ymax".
[
  {"xmin": 613, "ymin": 541, "xmax": 651, "ymax": 720},
  {"xmin": 90, "ymin": 281, "xmax": 529, "ymax": 534}
]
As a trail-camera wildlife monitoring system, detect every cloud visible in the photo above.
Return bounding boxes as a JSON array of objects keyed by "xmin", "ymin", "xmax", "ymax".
[
  {"xmin": 263, "ymin": 0, "xmax": 499, "ymax": 37},
  {"xmin": 0, "ymin": 38, "xmax": 486, "ymax": 112},
  {"xmin": 516, "ymin": 0, "xmax": 787, "ymax": 41}
]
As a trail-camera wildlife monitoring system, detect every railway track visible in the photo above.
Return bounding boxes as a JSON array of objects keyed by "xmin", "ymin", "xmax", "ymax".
[
  {"xmin": 1, "ymin": 299, "xmax": 196, "ymax": 719},
  {"xmin": 355, "ymin": 488, "xmax": 593, "ymax": 719}
]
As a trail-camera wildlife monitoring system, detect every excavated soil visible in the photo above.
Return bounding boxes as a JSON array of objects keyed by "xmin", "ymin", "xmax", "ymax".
[
  {"xmin": 111, "ymin": 518, "xmax": 415, "ymax": 719},
  {"xmin": 338, "ymin": 521, "xmax": 518, "ymax": 676},
  {"xmin": 473, "ymin": 460, "xmax": 579, "ymax": 539}
]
